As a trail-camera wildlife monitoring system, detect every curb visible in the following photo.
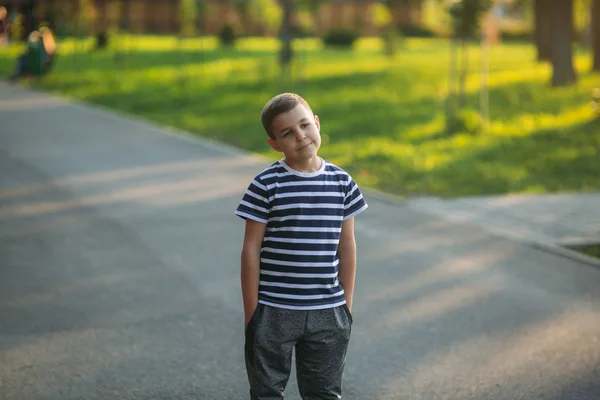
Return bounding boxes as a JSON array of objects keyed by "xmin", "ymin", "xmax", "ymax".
[{"xmin": 531, "ymin": 241, "xmax": 600, "ymax": 269}]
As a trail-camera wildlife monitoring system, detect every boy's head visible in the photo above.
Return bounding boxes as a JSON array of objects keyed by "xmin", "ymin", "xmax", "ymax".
[
  {"xmin": 261, "ymin": 93, "xmax": 322, "ymax": 164},
  {"xmin": 261, "ymin": 93, "xmax": 313, "ymax": 139}
]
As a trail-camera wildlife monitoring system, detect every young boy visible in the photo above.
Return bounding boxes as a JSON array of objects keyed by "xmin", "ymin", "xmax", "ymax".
[{"xmin": 235, "ymin": 93, "xmax": 368, "ymax": 399}]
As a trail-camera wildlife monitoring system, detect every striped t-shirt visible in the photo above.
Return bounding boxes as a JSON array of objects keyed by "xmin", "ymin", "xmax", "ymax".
[{"xmin": 235, "ymin": 158, "xmax": 368, "ymax": 310}]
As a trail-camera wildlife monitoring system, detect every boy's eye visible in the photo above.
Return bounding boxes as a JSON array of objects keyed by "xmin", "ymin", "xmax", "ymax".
[
  {"xmin": 283, "ymin": 131, "xmax": 291, "ymax": 137},
  {"xmin": 301, "ymin": 123, "xmax": 310, "ymax": 128}
]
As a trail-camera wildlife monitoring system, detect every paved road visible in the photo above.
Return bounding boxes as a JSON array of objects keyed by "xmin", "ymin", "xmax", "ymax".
[{"xmin": 1, "ymin": 83, "xmax": 600, "ymax": 400}]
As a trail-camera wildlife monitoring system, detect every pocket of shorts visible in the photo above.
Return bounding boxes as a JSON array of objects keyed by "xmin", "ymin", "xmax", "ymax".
[
  {"xmin": 342, "ymin": 303, "xmax": 353, "ymax": 325},
  {"xmin": 244, "ymin": 304, "xmax": 263, "ymax": 366},
  {"xmin": 245, "ymin": 304, "xmax": 261, "ymax": 334}
]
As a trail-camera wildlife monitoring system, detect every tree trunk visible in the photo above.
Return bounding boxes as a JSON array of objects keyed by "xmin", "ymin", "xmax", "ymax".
[
  {"xmin": 534, "ymin": 0, "xmax": 552, "ymax": 62},
  {"xmin": 446, "ymin": 36, "xmax": 458, "ymax": 134},
  {"xmin": 551, "ymin": 0, "xmax": 577, "ymax": 86},
  {"xmin": 279, "ymin": 0, "xmax": 294, "ymax": 82},
  {"xmin": 593, "ymin": 0, "xmax": 600, "ymax": 72},
  {"xmin": 458, "ymin": 37, "xmax": 468, "ymax": 109}
]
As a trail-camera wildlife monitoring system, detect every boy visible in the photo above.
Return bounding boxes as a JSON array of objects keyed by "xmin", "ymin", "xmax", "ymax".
[{"xmin": 235, "ymin": 93, "xmax": 368, "ymax": 399}]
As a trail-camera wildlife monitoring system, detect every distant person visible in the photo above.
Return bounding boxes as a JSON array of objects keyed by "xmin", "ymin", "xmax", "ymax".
[
  {"xmin": 9, "ymin": 30, "xmax": 40, "ymax": 82},
  {"xmin": 9, "ymin": 27, "xmax": 56, "ymax": 82},
  {"xmin": 235, "ymin": 93, "xmax": 368, "ymax": 399},
  {"xmin": 39, "ymin": 26, "xmax": 56, "ymax": 66}
]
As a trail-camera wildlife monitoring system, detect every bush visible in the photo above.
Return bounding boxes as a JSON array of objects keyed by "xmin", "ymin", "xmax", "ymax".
[
  {"xmin": 219, "ymin": 24, "xmax": 236, "ymax": 47},
  {"xmin": 499, "ymin": 27, "xmax": 532, "ymax": 42},
  {"xmin": 447, "ymin": 109, "xmax": 483, "ymax": 135},
  {"xmin": 95, "ymin": 32, "xmax": 109, "ymax": 49},
  {"xmin": 322, "ymin": 28, "xmax": 359, "ymax": 48},
  {"xmin": 398, "ymin": 24, "xmax": 437, "ymax": 38},
  {"xmin": 290, "ymin": 23, "xmax": 313, "ymax": 38}
]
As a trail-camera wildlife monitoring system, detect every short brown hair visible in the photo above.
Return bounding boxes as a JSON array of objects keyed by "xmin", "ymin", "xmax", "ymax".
[{"xmin": 261, "ymin": 93, "xmax": 313, "ymax": 139}]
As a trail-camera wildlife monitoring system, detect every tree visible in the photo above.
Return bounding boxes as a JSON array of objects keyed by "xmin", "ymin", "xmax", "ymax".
[
  {"xmin": 249, "ymin": 0, "xmax": 283, "ymax": 35},
  {"xmin": 550, "ymin": 0, "xmax": 577, "ymax": 86},
  {"xmin": 299, "ymin": 0, "xmax": 323, "ymax": 34},
  {"xmin": 78, "ymin": 0, "xmax": 93, "ymax": 36},
  {"xmin": 10, "ymin": 12, "xmax": 23, "ymax": 41},
  {"xmin": 446, "ymin": 0, "xmax": 491, "ymax": 123},
  {"xmin": 593, "ymin": 0, "xmax": 600, "ymax": 71},
  {"xmin": 233, "ymin": 0, "xmax": 250, "ymax": 35},
  {"xmin": 179, "ymin": 0, "xmax": 198, "ymax": 37},
  {"xmin": 372, "ymin": 2, "xmax": 396, "ymax": 56},
  {"xmin": 279, "ymin": 0, "xmax": 294, "ymax": 81},
  {"xmin": 534, "ymin": 0, "xmax": 552, "ymax": 61},
  {"xmin": 574, "ymin": 0, "xmax": 592, "ymax": 43}
]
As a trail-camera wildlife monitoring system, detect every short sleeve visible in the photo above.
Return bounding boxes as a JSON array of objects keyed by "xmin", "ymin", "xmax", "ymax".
[
  {"xmin": 235, "ymin": 176, "xmax": 270, "ymax": 224},
  {"xmin": 343, "ymin": 176, "xmax": 368, "ymax": 220}
]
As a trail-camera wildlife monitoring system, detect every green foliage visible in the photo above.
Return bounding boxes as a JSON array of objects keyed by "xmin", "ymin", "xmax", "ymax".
[
  {"xmin": 398, "ymin": 24, "xmax": 438, "ymax": 38},
  {"xmin": 447, "ymin": 108, "xmax": 482, "ymax": 135},
  {"xmin": 295, "ymin": 0, "xmax": 321, "ymax": 35},
  {"xmin": 196, "ymin": 0, "xmax": 208, "ymax": 17},
  {"xmin": 218, "ymin": 24, "xmax": 236, "ymax": 46},
  {"xmin": 292, "ymin": 10, "xmax": 314, "ymax": 37},
  {"xmin": 77, "ymin": 0, "xmax": 93, "ymax": 35},
  {"xmin": 106, "ymin": 1, "xmax": 121, "ymax": 36},
  {"xmin": 593, "ymin": 88, "xmax": 600, "ymax": 117},
  {"xmin": 248, "ymin": 0, "xmax": 282, "ymax": 33},
  {"xmin": 503, "ymin": 30, "xmax": 532, "ymax": 43},
  {"xmin": 371, "ymin": 3, "xmax": 393, "ymax": 29},
  {"xmin": 499, "ymin": 25, "xmax": 532, "ymax": 42},
  {"xmin": 10, "ymin": 13, "xmax": 23, "ymax": 40},
  {"xmin": 233, "ymin": 0, "xmax": 249, "ymax": 17},
  {"xmin": 322, "ymin": 28, "xmax": 359, "ymax": 47},
  {"xmin": 298, "ymin": 0, "xmax": 322, "ymax": 13},
  {"xmin": 574, "ymin": 0, "xmax": 591, "ymax": 33},
  {"xmin": 95, "ymin": 32, "xmax": 109, "ymax": 49},
  {"xmin": 447, "ymin": 0, "xmax": 492, "ymax": 39},
  {"xmin": 422, "ymin": 0, "xmax": 453, "ymax": 34},
  {"xmin": 179, "ymin": 0, "xmax": 198, "ymax": 37}
]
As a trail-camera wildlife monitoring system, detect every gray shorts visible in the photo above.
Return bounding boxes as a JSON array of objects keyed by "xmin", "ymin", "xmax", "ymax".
[{"xmin": 244, "ymin": 303, "xmax": 353, "ymax": 400}]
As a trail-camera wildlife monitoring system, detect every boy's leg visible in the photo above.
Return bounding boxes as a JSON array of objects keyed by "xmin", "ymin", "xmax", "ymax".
[
  {"xmin": 295, "ymin": 305, "xmax": 352, "ymax": 400},
  {"xmin": 245, "ymin": 304, "xmax": 304, "ymax": 400}
]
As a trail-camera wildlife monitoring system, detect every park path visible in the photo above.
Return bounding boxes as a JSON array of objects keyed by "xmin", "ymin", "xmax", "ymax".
[
  {"xmin": 408, "ymin": 192, "xmax": 600, "ymax": 267},
  {"xmin": 1, "ymin": 81, "xmax": 600, "ymax": 400}
]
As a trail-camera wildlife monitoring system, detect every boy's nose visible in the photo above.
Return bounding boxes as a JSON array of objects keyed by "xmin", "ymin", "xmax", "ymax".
[{"xmin": 295, "ymin": 131, "xmax": 306, "ymax": 140}]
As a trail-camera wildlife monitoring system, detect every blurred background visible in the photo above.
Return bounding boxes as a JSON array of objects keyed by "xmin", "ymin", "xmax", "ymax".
[{"xmin": 1, "ymin": 0, "xmax": 599, "ymax": 199}]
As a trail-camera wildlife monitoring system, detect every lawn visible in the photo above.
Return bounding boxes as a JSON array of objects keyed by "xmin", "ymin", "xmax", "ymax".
[{"xmin": 2, "ymin": 35, "xmax": 599, "ymax": 198}]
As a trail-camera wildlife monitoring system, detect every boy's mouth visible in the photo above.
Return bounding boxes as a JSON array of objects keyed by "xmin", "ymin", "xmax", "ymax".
[{"xmin": 297, "ymin": 142, "xmax": 313, "ymax": 151}]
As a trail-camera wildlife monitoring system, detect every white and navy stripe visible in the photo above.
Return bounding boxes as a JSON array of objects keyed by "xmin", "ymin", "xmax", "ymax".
[{"xmin": 235, "ymin": 158, "xmax": 368, "ymax": 310}]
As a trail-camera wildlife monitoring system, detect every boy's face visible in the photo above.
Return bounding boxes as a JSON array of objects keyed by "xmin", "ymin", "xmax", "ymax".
[{"xmin": 267, "ymin": 104, "xmax": 321, "ymax": 164}]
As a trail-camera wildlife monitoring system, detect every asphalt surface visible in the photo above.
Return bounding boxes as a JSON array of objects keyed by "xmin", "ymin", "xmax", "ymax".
[{"xmin": 1, "ymin": 83, "xmax": 600, "ymax": 400}]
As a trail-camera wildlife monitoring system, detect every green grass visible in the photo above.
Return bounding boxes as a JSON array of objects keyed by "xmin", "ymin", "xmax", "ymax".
[
  {"xmin": 2, "ymin": 35, "xmax": 599, "ymax": 198},
  {"xmin": 568, "ymin": 244, "xmax": 600, "ymax": 259}
]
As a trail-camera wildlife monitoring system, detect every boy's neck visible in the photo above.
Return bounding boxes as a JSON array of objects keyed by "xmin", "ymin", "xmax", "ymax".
[{"xmin": 283, "ymin": 156, "xmax": 322, "ymax": 173}]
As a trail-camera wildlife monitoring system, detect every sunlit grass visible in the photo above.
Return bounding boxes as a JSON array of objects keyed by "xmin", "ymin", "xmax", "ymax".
[{"xmin": 1, "ymin": 35, "xmax": 598, "ymax": 198}]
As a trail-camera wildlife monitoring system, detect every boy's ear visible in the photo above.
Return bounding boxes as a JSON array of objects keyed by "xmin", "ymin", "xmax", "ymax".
[
  {"xmin": 267, "ymin": 137, "xmax": 282, "ymax": 152},
  {"xmin": 314, "ymin": 115, "xmax": 320, "ymax": 131}
]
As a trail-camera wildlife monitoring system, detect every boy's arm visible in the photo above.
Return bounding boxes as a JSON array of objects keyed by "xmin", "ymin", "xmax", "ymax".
[
  {"xmin": 338, "ymin": 217, "xmax": 357, "ymax": 311},
  {"xmin": 241, "ymin": 219, "xmax": 267, "ymax": 327}
]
